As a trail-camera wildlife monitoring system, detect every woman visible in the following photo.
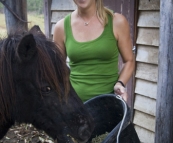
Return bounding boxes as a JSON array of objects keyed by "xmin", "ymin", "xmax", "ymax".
[{"xmin": 53, "ymin": 0, "xmax": 135, "ymax": 102}]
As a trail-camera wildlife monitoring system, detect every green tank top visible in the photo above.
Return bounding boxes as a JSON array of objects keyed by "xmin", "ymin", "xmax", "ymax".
[{"xmin": 64, "ymin": 14, "xmax": 119, "ymax": 102}]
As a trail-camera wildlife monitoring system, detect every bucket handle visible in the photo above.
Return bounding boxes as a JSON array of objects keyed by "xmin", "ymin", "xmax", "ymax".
[{"xmin": 115, "ymin": 95, "xmax": 128, "ymax": 143}]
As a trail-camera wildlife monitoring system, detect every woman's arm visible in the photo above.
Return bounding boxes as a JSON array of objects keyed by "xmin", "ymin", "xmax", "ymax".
[
  {"xmin": 113, "ymin": 13, "xmax": 135, "ymax": 101},
  {"xmin": 53, "ymin": 18, "xmax": 67, "ymax": 59}
]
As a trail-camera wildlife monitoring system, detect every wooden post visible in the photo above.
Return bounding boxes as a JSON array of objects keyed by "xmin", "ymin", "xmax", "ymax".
[
  {"xmin": 44, "ymin": 0, "xmax": 52, "ymax": 38},
  {"xmin": 4, "ymin": 0, "xmax": 27, "ymax": 34},
  {"xmin": 155, "ymin": 0, "xmax": 173, "ymax": 143}
]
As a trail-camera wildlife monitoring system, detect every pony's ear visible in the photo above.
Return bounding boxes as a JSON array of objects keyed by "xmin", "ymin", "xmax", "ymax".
[
  {"xmin": 17, "ymin": 34, "xmax": 37, "ymax": 62},
  {"xmin": 29, "ymin": 25, "xmax": 45, "ymax": 36}
]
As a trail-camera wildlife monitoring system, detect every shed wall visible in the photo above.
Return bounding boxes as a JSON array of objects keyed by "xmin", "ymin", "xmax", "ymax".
[
  {"xmin": 133, "ymin": 0, "xmax": 160, "ymax": 142},
  {"xmin": 48, "ymin": 1, "xmax": 160, "ymax": 142},
  {"xmin": 50, "ymin": 0, "xmax": 76, "ymax": 38}
]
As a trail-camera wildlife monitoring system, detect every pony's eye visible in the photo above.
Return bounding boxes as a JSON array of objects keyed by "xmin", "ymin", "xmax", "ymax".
[{"xmin": 41, "ymin": 86, "xmax": 51, "ymax": 93}]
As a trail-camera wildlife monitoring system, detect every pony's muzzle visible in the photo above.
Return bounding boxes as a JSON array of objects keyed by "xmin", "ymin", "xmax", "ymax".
[{"xmin": 78, "ymin": 122, "xmax": 91, "ymax": 142}]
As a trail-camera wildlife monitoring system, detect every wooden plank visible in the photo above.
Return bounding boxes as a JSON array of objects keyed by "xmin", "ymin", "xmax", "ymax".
[
  {"xmin": 135, "ymin": 125, "xmax": 155, "ymax": 143},
  {"xmin": 51, "ymin": 23, "xmax": 55, "ymax": 35},
  {"xmin": 136, "ymin": 28, "xmax": 159, "ymax": 46},
  {"xmin": 138, "ymin": 11, "xmax": 160, "ymax": 27},
  {"xmin": 135, "ymin": 79, "xmax": 157, "ymax": 99},
  {"xmin": 135, "ymin": 62, "xmax": 158, "ymax": 82},
  {"xmin": 155, "ymin": 1, "xmax": 173, "ymax": 143},
  {"xmin": 51, "ymin": 0, "xmax": 76, "ymax": 10},
  {"xmin": 51, "ymin": 11, "xmax": 72, "ymax": 23},
  {"xmin": 134, "ymin": 94, "xmax": 156, "ymax": 116},
  {"xmin": 139, "ymin": 0, "xmax": 160, "ymax": 10},
  {"xmin": 44, "ymin": 0, "xmax": 52, "ymax": 38},
  {"xmin": 136, "ymin": 45, "xmax": 158, "ymax": 65},
  {"xmin": 133, "ymin": 110, "xmax": 155, "ymax": 132}
]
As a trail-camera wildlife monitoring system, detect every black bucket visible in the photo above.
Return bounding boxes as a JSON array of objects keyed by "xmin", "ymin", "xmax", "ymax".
[{"xmin": 84, "ymin": 94, "xmax": 140, "ymax": 143}]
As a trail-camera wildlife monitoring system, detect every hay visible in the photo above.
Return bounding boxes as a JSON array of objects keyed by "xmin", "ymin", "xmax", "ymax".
[{"xmin": 91, "ymin": 132, "xmax": 109, "ymax": 143}]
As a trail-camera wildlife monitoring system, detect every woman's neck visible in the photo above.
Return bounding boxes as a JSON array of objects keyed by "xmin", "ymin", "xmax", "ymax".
[{"xmin": 77, "ymin": 4, "xmax": 97, "ymax": 18}]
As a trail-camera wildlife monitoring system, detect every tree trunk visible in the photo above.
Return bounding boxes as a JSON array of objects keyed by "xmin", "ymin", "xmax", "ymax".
[
  {"xmin": 4, "ymin": 0, "xmax": 27, "ymax": 34},
  {"xmin": 155, "ymin": 0, "xmax": 173, "ymax": 143}
]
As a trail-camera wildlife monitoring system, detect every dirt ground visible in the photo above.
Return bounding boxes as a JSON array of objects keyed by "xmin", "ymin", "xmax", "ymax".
[{"xmin": 0, "ymin": 123, "xmax": 55, "ymax": 143}]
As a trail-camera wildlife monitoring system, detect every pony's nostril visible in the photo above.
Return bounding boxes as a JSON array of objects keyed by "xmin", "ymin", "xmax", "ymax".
[
  {"xmin": 78, "ymin": 123, "xmax": 91, "ymax": 140},
  {"xmin": 79, "ymin": 118, "xmax": 87, "ymax": 124}
]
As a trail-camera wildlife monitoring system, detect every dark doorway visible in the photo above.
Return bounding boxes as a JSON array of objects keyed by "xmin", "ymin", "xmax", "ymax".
[{"xmin": 103, "ymin": 0, "xmax": 137, "ymax": 119}]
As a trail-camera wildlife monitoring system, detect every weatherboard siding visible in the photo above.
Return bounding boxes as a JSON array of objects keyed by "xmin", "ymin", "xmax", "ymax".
[
  {"xmin": 133, "ymin": 0, "xmax": 160, "ymax": 142},
  {"xmin": 50, "ymin": 0, "xmax": 76, "ymax": 37}
]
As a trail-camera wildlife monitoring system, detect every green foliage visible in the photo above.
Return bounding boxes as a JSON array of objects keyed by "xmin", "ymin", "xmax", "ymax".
[
  {"xmin": 0, "ymin": 2, "xmax": 3, "ymax": 8},
  {"xmin": 27, "ymin": 0, "xmax": 44, "ymax": 14},
  {"xmin": 0, "ymin": 1, "xmax": 44, "ymax": 14},
  {"xmin": 0, "ymin": 2, "xmax": 4, "ymax": 13}
]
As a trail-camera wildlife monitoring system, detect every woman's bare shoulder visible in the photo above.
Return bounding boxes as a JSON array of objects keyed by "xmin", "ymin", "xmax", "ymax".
[
  {"xmin": 54, "ymin": 18, "xmax": 65, "ymax": 32},
  {"xmin": 113, "ymin": 13, "xmax": 129, "ymax": 28},
  {"xmin": 53, "ymin": 18, "xmax": 66, "ymax": 48},
  {"xmin": 112, "ymin": 13, "xmax": 130, "ymax": 40}
]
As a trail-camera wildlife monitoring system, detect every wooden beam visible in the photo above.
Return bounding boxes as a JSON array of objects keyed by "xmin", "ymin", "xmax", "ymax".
[
  {"xmin": 44, "ymin": 0, "xmax": 52, "ymax": 38},
  {"xmin": 155, "ymin": 0, "xmax": 173, "ymax": 143},
  {"xmin": 3, "ymin": 0, "xmax": 27, "ymax": 34}
]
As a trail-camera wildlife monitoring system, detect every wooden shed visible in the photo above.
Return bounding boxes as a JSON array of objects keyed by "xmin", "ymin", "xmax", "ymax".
[
  {"xmin": 133, "ymin": 0, "xmax": 160, "ymax": 143},
  {"xmin": 44, "ymin": 0, "xmax": 173, "ymax": 143}
]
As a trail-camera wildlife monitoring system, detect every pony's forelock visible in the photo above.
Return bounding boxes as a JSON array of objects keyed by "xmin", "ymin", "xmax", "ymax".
[
  {"xmin": 0, "ymin": 28, "xmax": 70, "ymax": 124},
  {"xmin": 34, "ymin": 36, "xmax": 70, "ymax": 100}
]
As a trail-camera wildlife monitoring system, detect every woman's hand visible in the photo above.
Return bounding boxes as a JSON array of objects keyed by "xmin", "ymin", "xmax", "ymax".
[{"xmin": 114, "ymin": 83, "xmax": 128, "ymax": 102}]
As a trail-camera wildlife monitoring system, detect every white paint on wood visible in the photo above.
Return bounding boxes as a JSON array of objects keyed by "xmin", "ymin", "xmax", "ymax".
[
  {"xmin": 135, "ymin": 79, "xmax": 157, "ymax": 99},
  {"xmin": 135, "ymin": 125, "xmax": 155, "ymax": 143},
  {"xmin": 136, "ymin": 28, "xmax": 159, "ymax": 46},
  {"xmin": 136, "ymin": 45, "xmax": 158, "ymax": 65},
  {"xmin": 139, "ymin": 0, "xmax": 160, "ymax": 10},
  {"xmin": 135, "ymin": 62, "xmax": 158, "ymax": 82},
  {"xmin": 51, "ymin": 11, "xmax": 72, "ymax": 23},
  {"xmin": 138, "ymin": 11, "xmax": 160, "ymax": 27},
  {"xmin": 133, "ymin": 110, "xmax": 155, "ymax": 132},
  {"xmin": 51, "ymin": 0, "xmax": 76, "ymax": 10},
  {"xmin": 134, "ymin": 94, "xmax": 156, "ymax": 116}
]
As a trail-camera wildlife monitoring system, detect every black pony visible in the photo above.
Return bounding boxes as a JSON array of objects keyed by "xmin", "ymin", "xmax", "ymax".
[{"xmin": 0, "ymin": 26, "xmax": 94, "ymax": 143}]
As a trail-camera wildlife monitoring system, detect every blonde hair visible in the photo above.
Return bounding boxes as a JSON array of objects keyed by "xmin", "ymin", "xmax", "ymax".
[{"xmin": 96, "ymin": 0, "xmax": 114, "ymax": 26}]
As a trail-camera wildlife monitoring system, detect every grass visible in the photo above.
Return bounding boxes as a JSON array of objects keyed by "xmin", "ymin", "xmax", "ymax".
[
  {"xmin": 0, "ymin": 13, "xmax": 45, "ymax": 37},
  {"xmin": 28, "ymin": 13, "xmax": 45, "ymax": 32},
  {"xmin": 0, "ymin": 13, "xmax": 7, "ymax": 37}
]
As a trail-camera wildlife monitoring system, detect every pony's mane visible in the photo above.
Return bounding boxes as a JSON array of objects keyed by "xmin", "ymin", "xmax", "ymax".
[{"xmin": 0, "ymin": 29, "xmax": 69, "ymax": 123}]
